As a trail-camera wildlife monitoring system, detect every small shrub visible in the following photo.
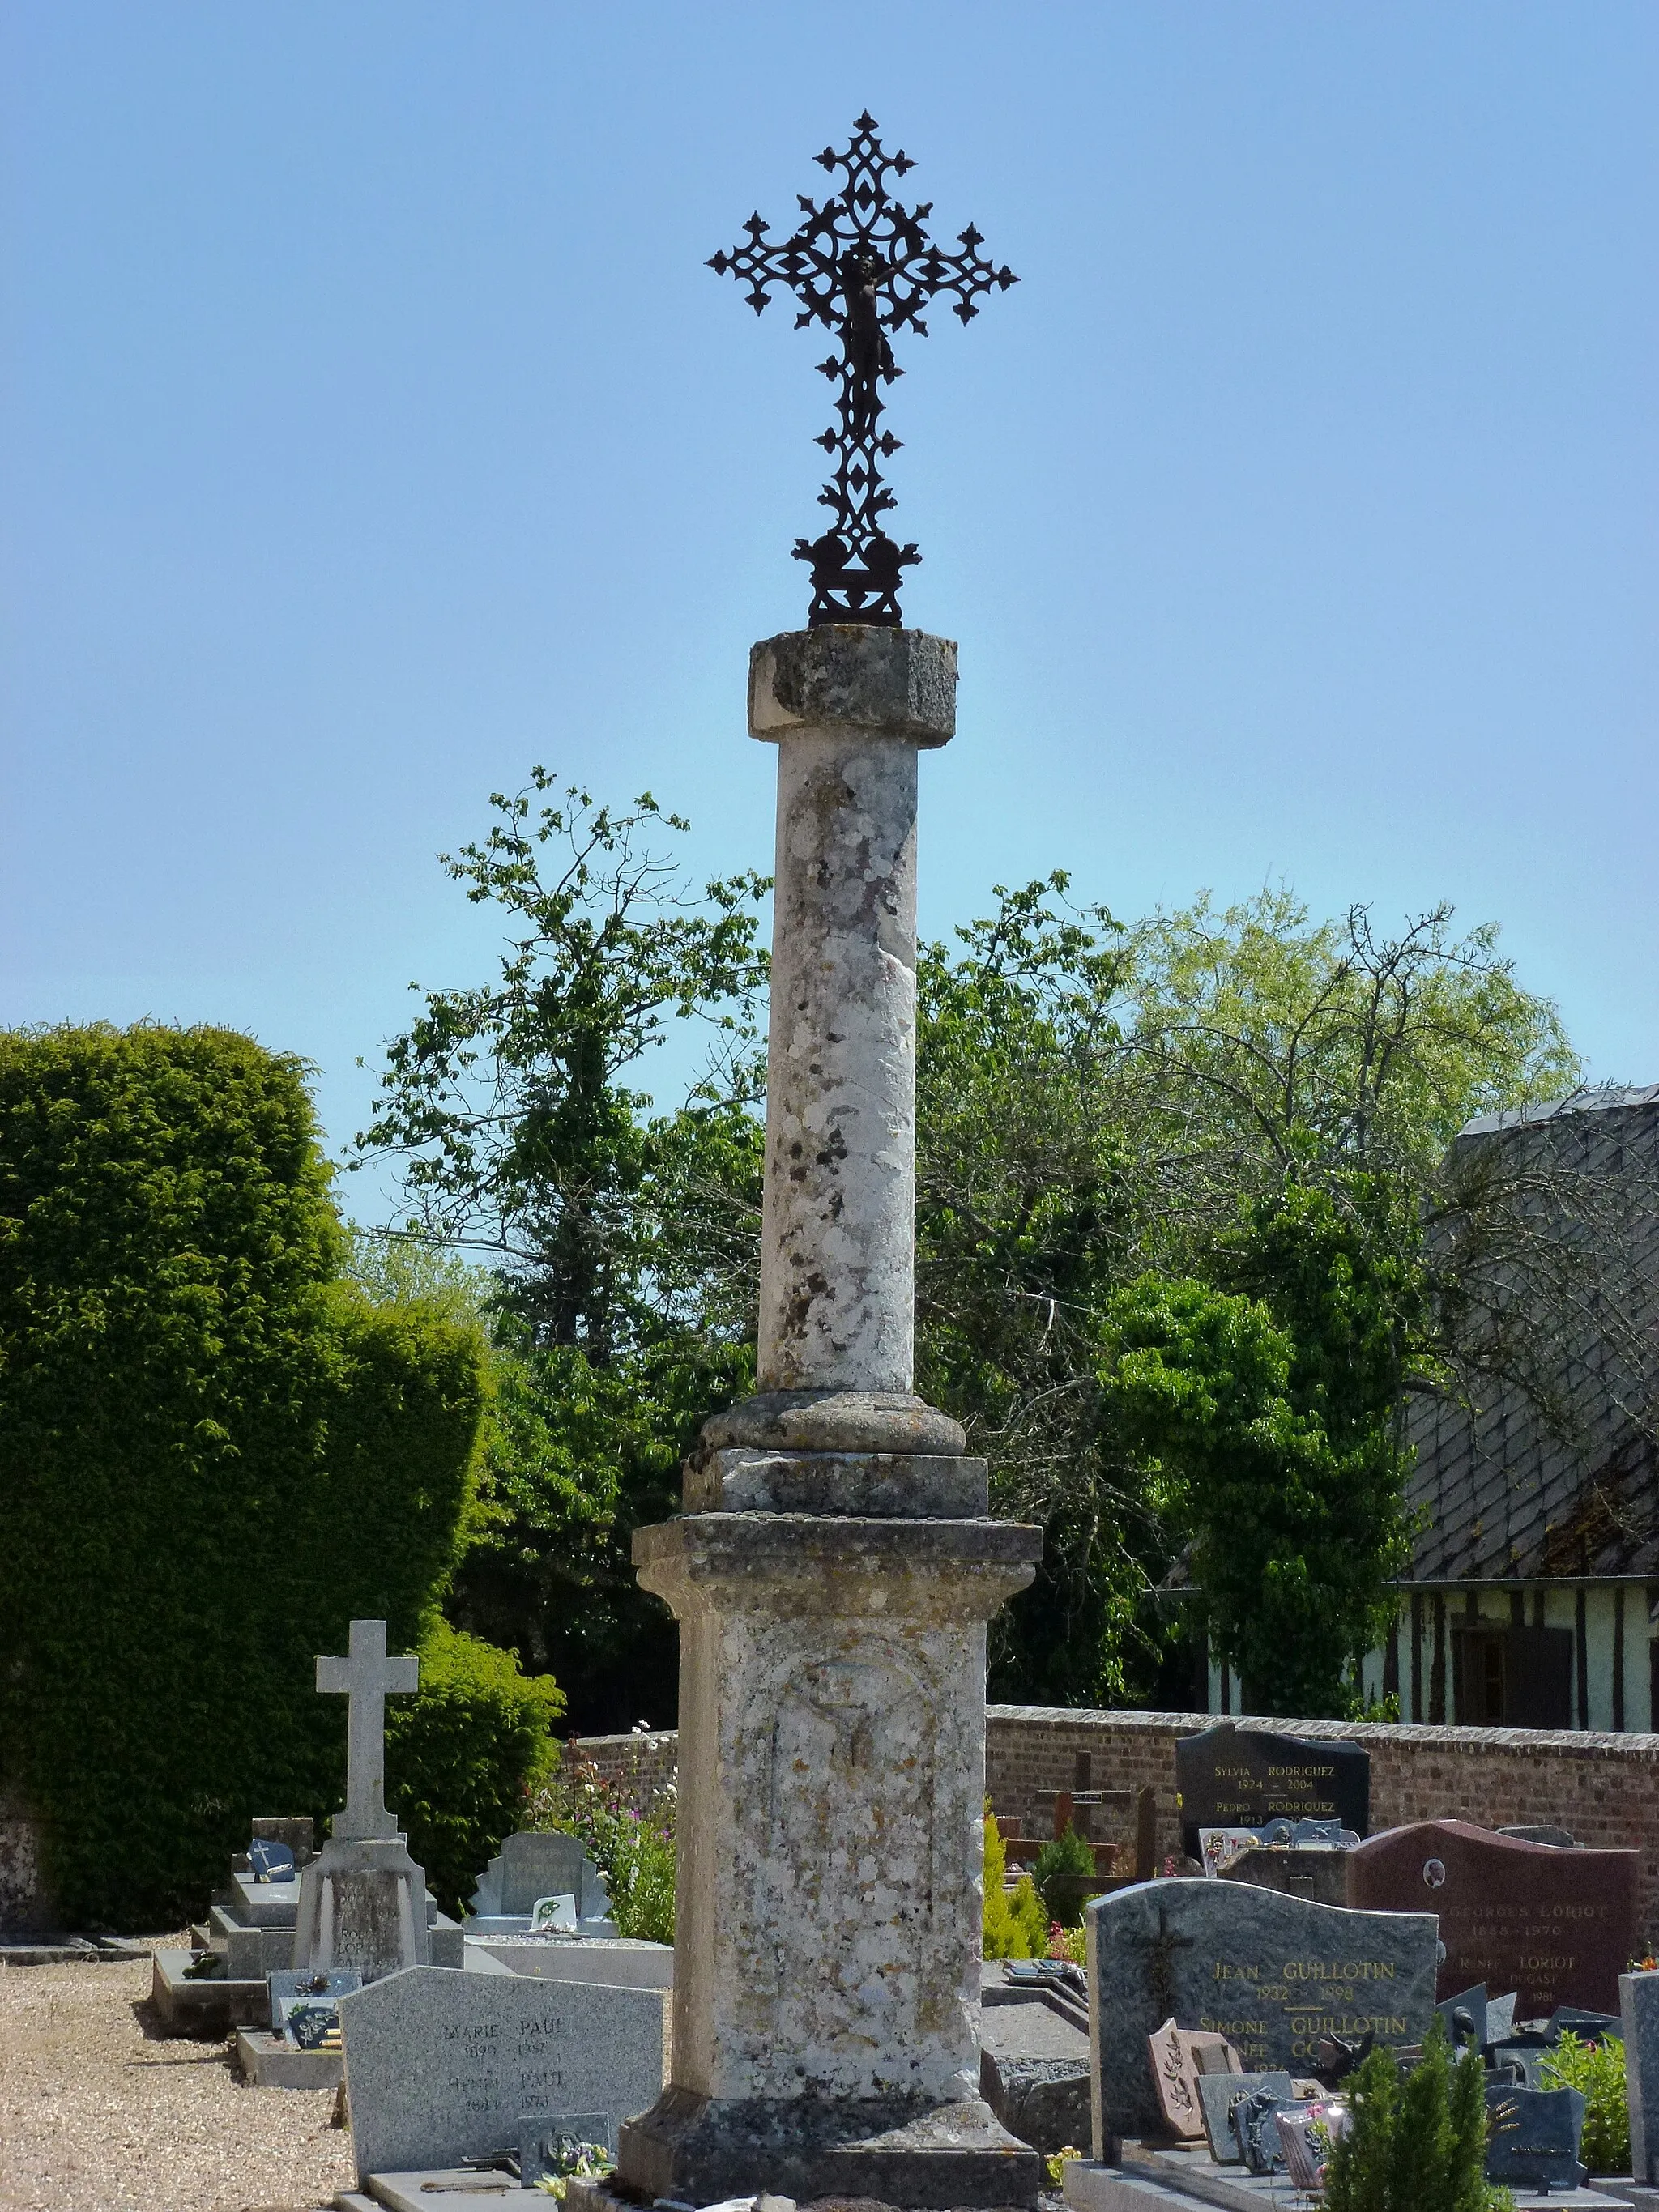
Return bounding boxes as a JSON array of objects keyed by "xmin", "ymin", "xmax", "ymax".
[
  {"xmin": 386, "ymin": 1619, "xmax": 564, "ymax": 1915},
  {"xmin": 982, "ymin": 1814, "xmax": 1049, "ymax": 1958},
  {"xmin": 1047, "ymin": 1921, "xmax": 1087, "ymax": 1967},
  {"xmin": 1033, "ymin": 1822, "xmax": 1097, "ymax": 1924},
  {"xmin": 1324, "ymin": 2015, "xmax": 1508, "ymax": 2212},
  {"xmin": 530, "ymin": 1757, "xmax": 676, "ymax": 1943},
  {"xmin": 1543, "ymin": 2031, "xmax": 1629, "ymax": 2173}
]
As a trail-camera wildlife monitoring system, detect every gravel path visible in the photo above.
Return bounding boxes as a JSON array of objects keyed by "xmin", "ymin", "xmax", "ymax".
[{"xmin": 0, "ymin": 1947, "xmax": 353, "ymax": 2212}]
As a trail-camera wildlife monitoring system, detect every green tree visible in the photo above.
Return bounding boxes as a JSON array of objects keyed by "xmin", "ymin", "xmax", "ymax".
[
  {"xmin": 356, "ymin": 777, "xmax": 768, "ymax": 1730},
  {"xmin": 0, "ymin": 1025, "xmax": 503, "ymax": 1926}
]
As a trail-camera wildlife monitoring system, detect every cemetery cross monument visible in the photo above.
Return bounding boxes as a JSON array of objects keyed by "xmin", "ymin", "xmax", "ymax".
[
  {"xmin": 614, "ymin": 119, "xmax": 1043, "ymax": 2212},
  {"xmin": 318, "ymin": 1616, "xmax": 420, "ymax": 1842},
  {"xmin": 292, "ymin": 1617, "xmax": 431, "ymax": 1983}
]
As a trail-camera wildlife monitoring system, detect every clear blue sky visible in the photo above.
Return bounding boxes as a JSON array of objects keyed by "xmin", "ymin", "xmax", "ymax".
[{"xmin": 4, "ymin": 4, "xmax": 1653, "ymax": 1222}]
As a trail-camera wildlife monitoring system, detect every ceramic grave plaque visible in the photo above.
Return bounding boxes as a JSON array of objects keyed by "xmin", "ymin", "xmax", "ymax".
[
  {"xmin": 1175, "ymin": 1724, "xmax": 1369, "ymax": 1859},
  {"xmin": 1346, "ymin": 1819, "xmax": 1638, "ymax": 2014},
  {"xmin": 1147, "ymin": 2018, "xmax": 1239, "ymax": 2139},
  {"xmin": 1086, "ymin": 1877, "xmax": 1436, "ymax": 2151},
  {"xmin": 338, "ymin": 1963, "xmax": 668, "ymax": 2184}
]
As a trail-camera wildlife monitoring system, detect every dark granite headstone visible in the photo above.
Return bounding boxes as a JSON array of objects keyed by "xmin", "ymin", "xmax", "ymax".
[
  {"xmin": 1483, "ymin": 2081, "xmax": 1587, "ymax": 2192},
  {"xmin": 1174, "ymin": 1724, "xmax": 1369, "ymax": 1858},
  {"xmin": 1086, "ymin": 1877, "xmax": 1437, "ymax": 2151},
  {"xmin": 1498, "ymin": 1824, "xmax": 1576, "ymax": 1848},
  {"xmin": 1346, "ymin": 1818, "xmax": 1639, "ymax": 2014}
]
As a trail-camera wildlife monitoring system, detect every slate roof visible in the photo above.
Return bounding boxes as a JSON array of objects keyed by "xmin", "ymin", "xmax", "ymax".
[{"xmin": 1405, "ymin": 1088, "xmax": 1659, "ymax": 1584}]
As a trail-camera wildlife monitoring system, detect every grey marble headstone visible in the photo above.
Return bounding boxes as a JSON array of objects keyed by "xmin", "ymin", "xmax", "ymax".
[
  {"xmin": 1486, "ymin": 1990, "xmax": 1517, "ymax": 2045},
  {"xmin": 1621, "ymin": 1971, "xmax": 1659, "ymax": 2183},
  {"xmin": 1086, "ymin": 1877, "xmax": 1438, "ymax": 2152},
  {"xmin": 469, "ymin": 1831, "xmax": 612, "ymax": 1924},
  {"xmin": 338, "ymin": 1963, "xmax": 668, "ymax": 2184},
  {"xmin": 1196, "ymin": 2070, "xmax": 1294, "ymax": 2163},
  {"xmin": 1483, "ymin": 2081, "xmax": 1587, "ymax": 2191}
]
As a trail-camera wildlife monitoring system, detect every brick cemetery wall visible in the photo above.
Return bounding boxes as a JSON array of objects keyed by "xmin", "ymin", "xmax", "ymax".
[{"xmin": 570, "ymin": 1707, "xmax": 1659, "ymax": 1949}]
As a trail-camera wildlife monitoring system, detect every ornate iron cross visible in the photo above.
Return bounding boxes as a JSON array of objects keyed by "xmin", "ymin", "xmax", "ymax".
[{"xmin": 710, "ymin": 113, "xmax": 1017, "ymax": 629}]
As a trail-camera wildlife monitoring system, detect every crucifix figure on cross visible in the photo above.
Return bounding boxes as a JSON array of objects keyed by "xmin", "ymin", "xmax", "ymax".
[
  {"xmin": 315, "ymin": 1618, "xmax": 419, "ymax": 1843},
  {"xmin": 710, "ymin": 112, "xmax": 1017, "ymax": 628}
]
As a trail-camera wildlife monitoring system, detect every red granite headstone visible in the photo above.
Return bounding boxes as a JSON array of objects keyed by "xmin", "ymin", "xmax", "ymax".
[{"xmin": 1346, "ymin": 1819, "xmax": 1638, "ymax": 2015}]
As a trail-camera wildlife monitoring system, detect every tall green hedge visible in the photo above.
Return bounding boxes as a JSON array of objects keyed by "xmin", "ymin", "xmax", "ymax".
[{"xmin": 0, "ymin": 1024, "xmax": 552, "ymax": 1929}]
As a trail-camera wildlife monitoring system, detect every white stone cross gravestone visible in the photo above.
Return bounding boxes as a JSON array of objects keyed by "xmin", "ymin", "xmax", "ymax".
[{"xmin": 317, "ymin": 1619, "xmax": 420, "ymax": 1842}]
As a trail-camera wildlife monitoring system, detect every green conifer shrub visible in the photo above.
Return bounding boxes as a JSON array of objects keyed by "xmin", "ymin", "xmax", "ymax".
[
  {"xmin": 982, "ymin": 1813, "xmax": 1050, "ymax": 1958},
  {"xmin": 1324, "ymin": 2018, "xmax": 1514, "ymax": 2212}
]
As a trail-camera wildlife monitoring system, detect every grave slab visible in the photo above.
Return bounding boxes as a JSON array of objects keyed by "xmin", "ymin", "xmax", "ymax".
[
  {"xmin": 1107, "ymin": 2141, "xmax": 1636, "ymax": 2212},
  {"xmin": 1174, "ymin": 1724, "xmax": 1368, "ymax": 1860},
  {"xmin": 235, "ymin": 2026, "xmax": 343, "ymax": 2089},
  {"xmin": 465, "ymin": 1936, "xmax": 672, "ymax": 1989},
  {"xmin": 149, "ymin": 1946, "xmax": 268, "ymax": 2029},
  {"xmin": 1085, "ymin": 1877, "xmax": 1437, "ymax": 2154},
  {"xmin": 1486, "ymin": 2080, "xmax": 1589, "ymax": 2193},
  {"xmin": 338, "ymin": 1962, "xmax": 668, "ymax": 2184},
  {"xmin": 1347, "ymin": 1819, "xmax": 1639, "ymax": 2014}
]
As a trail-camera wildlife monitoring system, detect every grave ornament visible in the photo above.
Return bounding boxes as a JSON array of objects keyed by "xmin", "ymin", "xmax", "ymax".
[{"xmin": 1148, "ymin": 2018, "xmax": 1240, "ymax": 2141}]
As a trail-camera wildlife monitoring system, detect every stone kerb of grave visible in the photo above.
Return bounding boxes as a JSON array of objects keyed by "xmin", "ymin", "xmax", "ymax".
[
  {"xmin": 1085, "ymin": 1877, "xmax": 1439, "ymax": 2154},
  {"xmin": 337, "ymin": 1963, "xmax": 669, "ymax": 2186},
  {"xmin": 1174, "ymin": 1721, "xmax": 1371, "ymax": 1862},
  {"xmin": 1347, "ymin": 1818, "xmax": 1639, "ymax": 2015}
]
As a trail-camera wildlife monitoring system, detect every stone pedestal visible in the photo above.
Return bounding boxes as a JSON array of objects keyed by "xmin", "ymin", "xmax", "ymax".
[
  {"xmin": 616, "ymin": 629, "xmax": 1043, "ymax": 2209},
  {"xmin": 292, "ymin": 1834, "xmax": 431, "ymax": 1983}
]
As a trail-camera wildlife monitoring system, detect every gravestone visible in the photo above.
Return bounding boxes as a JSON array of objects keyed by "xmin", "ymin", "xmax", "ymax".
[
  {"xmin": 1484, "ymin": 2080, "xmax": 1588, "ymax": 2193},
  {"xmin": 292, "ymin": 1620, "xmax": 435, "ymax": 1984},
  {"xmin": 1175, "ymin": 1724, "xmax": 1369, "ymax": 1859},
  {"xmin": 467, "ymin": 1831, "xmax": 616, "ymax": 1938},
  {"xmin": 1499, "ymin": 1823, "xmax": 1577, "ymax": 1848},
  {"xmin": 338, "ymin": 1963, "xmax": 669, "ymax": 2184},
  {"xmin": 1085, "ymin": 1877, "xmax": 1437, "ymax": 2152},
  {"xmin": 1621, "ymin": 1971, "xmax": 1659, "ymax": 2184},
  {"xmin": 1222, "ymin": 1848, "xmax": 1350, "ymax": 1907},
  {"xmin": 1346, "ymin": 1818, "xmax": 1639, "ymax": 2014}
]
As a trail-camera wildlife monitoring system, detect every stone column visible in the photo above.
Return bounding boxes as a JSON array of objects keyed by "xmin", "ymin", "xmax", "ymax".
[{"xmin": 616, "ymin": 629, "xmax": 1043, "ymax": 2210}]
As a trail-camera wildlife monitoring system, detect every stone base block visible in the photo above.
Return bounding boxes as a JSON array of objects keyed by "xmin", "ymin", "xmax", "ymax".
[
  {"xmin": 150, "ymin": 1947, "xmax": 267, "ymax": 2031},
  {"xmin": 618, "ymin": 2085, "xmax": 1043, "ymax": 2207},
  {"xmin": 685, "ymin": 1445, "xmax": 987, "ymax": 1516},
  {"xmin": 234, "ymin": 2026, "xmax": 343, "ymax": 2089}
]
